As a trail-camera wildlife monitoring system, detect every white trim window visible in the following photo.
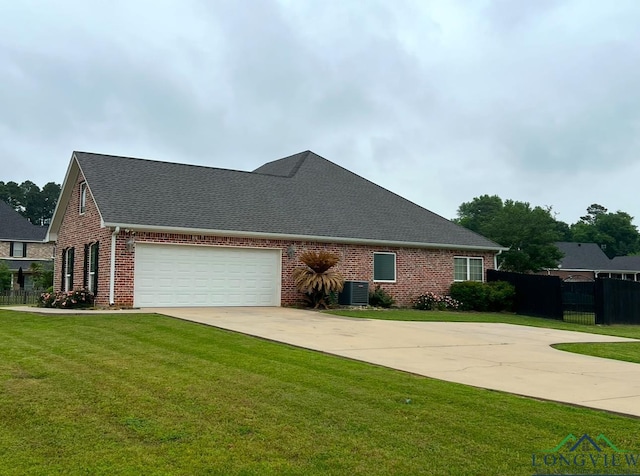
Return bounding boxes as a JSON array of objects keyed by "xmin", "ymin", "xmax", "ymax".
[
  {"xmin": 79, "ymin": 182, "xmax": 87, "ymax": 214},
  {"xmin": 454, "ymin": 257, "xmax": 484, "ymax": 282},
  {"xmin": 88, "ymin": 242, "xmax": 99, "ymax": 293},
  {"xmin": 63, "ymin": 247, "xmax": 74, "ymax": 291},
  {"xmin": 373, "ymin": 252, "xmax": 396, "ymax": 282}
]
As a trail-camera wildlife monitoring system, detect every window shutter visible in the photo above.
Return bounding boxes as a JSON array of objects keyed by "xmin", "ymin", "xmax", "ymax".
[
  {"xmin": 10, "ymin": 242, "xmax": 14, "ymax": 256},
  {"xmin": 69, "ymin": 248, "xmax": 75, "ymax": 290},
  {"xmin": 94, "ymin": 242, "xmax": 99, "ymax": 296},
  {"xmin": 23, "ymin": 243, "xmax": 27, "ymax": 258},
  {"xmin": 83, "ymin": 244, "xmax": 89, "ymax": 288},
  {"xmin": 61, "ymin": 248, "xmax": 67, "ymax": 291}
]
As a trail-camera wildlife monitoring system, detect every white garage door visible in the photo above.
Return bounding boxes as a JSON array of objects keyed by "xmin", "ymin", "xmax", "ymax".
[{"xmin": 134, "ymin": 244, "xmax": 281, "ymax": 307}]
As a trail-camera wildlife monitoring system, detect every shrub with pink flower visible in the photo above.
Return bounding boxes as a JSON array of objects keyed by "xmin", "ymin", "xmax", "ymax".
[
  {"xmin": 39, "ymin": 289, "xmax": 95, "ymax": 309},
  {"xmin": 413, "ymin": 292, "xmax": 461, "ymax": 311}
]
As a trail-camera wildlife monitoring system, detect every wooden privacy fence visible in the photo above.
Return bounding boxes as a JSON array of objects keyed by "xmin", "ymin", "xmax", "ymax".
[{"xmin": 487, "ymin": 270, "xmax": 640, "ymax": 325}]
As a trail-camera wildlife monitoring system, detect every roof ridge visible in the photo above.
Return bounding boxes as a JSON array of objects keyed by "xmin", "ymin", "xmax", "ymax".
[{"xmin": 73, "ymin": 151, "xmax": 265, "ymax": 177}]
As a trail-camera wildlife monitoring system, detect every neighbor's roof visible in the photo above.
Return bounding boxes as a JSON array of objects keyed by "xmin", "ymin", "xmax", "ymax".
[
  {"xmin": 610, "ymin": 255, "xmax": 640, "ymax": 272},
  {"xmin": 0, "ymin": 201, "xmax": 48, "ymax": 241},
  {"xmin": 51, "ymin": 150, "xmax": 503, "ymax": 250},
  {"xmin": 0, "ymin": 258, "xmax": 52, "ymax": 272},
  {"xmin": 555, "ymin": 242, "xmax": 613, "ymax": 270}
]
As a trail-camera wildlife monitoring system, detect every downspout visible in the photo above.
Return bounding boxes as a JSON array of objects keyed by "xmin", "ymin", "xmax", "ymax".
[
  {"xmin": 110, "ymin": 226, "xmax": 120, "ymax": 305},
  {"xmin": 494, "ymin": 249, "xmax": 502, "ymax": 270}
]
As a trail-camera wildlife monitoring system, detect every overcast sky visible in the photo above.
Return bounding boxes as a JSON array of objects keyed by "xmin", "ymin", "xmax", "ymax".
[{"xmin": 2, "ymin": 0, "xmax": 640, "ymax": 225}]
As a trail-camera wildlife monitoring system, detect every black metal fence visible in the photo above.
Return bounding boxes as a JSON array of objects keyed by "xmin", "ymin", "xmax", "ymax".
[
  {"xmin": 0, "ymin": 290, "xmax": 41, "ymax": 306},
  {"xmin": 487, "ymin": 270, "xmax": 640, "ymax": 325},
  {"xmin": 561, "ymin": 281, "xmax": 596, "ymax": 325}
]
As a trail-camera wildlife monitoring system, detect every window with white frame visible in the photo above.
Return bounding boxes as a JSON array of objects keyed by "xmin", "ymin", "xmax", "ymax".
[
  {"xmin": 374, "ymin": 252, "xmax": 396, "ymax": 282},
  {"xmin": 88, "ymin": 242, "xmax": 99, "ymax": 293},
  {"xmin": 80, "ymin": 182, "xmax": 87, "ymax": 214},
  {"xmin": 63, "ymin": 248, "xmax": 74, "ymax": 291},
  {"xmin": 454, "ymin": 257, "xmax": 484, "ymax": 282}
]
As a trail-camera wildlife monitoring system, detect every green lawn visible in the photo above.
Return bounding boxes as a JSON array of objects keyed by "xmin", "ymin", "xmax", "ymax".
[
  {"xmin": 327, "ymin": 308, "xmax": 640, "ymax": 339},
  {"xmin": 553, "ymin": 342, "xmax": 640, "ymax": 364},
  {"xmin": 1, "ymin": 310, "xmax": 639, "ymax": 475}
]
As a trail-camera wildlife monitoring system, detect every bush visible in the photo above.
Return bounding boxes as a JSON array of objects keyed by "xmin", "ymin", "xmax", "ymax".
[
  {"xmin": 413, "ymin": 292, "xmax": 461, "ymax": 311},
  {"xmin": 369, "ymin": 286, "xmax": 395, "ymax": 308},
  {"xmin": 39, "ymin": 289, "xmax": 95, "ymax": 309},
  {"xmin": 449, "ymin": 281, "xmax": 514, "ymax": 312},
  {"xmin": 486, "ymin": 281, "xmax": 515, "ymax": 312},
  {"xmin": 449, "ymin": 282, "xmax": 487, "ymax": 311}
]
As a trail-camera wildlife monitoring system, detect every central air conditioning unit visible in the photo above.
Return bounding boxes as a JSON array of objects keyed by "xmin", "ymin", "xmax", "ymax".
[{"xmin": 338, "ymin": 281, "xmax": 369, "ymax": 306}]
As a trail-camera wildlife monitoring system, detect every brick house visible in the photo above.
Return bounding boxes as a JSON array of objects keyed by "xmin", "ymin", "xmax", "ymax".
[
  {"xmin": 47, "ymin": 151, "xmax": 504, "ymax": 307},
  {"xmin": 0, "ymin": 200, "xmax": 53, "ymax": 290}
]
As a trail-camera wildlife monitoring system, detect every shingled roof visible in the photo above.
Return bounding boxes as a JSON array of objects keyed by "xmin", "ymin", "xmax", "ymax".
[
  {"xmin": 51, "ymin": 150, "xmax": 502, "ymax": 250},
  {"xmin": 610, "ymin": 256, "xmax": 640, "ymax": 272},
  {"xmin": 555, "ymin": 242, "xmax": 613, "ymax": 270},
  {"xmin": 0, "ymin": 200, "xmax": 47, "ymax": 241}
]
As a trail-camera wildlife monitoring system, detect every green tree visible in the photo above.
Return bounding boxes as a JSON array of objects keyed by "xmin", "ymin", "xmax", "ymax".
[
  {"xmin": 0, "ymin": 181, "xmax": 22, "ymax": 210},
  {"xmin": 41, "ymin": 182, "xmax": 61, "ymax": 224},
  {"xmin": 29, "ymin": 262, "xmax": 54, "ymax": 290},
  {"xmin": 570, "ymin": 204, "xmax": 640, "ymax": 258},
  {"xmin": 0, "ymin": 262, "xmax": 11, "ymax": 291},
  {"xmin": 0, "ymin": 180, "xmax": 61, "ymax": 225},
  {"xmin": 456, "ymin": 197, "xmax": 564, "ymax": 273},
  {"xmin": 454, "ymin": 194, "xmax": 503, "ymax": 235}
]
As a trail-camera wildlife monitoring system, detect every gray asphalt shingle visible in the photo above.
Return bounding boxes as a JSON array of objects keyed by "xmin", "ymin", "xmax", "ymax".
[
  {"xmin": 0, "ymin": 201, "xmax": 47, "ymax": 241},
  {"xmin": 74, "ymin": 150, "xmax": 501, "ymax": 249},
  {"xmin": 555, "ymin": 242, "xmax": 613, "ymax": 269}
]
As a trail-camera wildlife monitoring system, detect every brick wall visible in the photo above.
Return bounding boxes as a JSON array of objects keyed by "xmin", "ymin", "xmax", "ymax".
[
  {"xmin": 112, "ymin": 233, "xmax": 496, "ymax": 307},
  {"xmin": 0, "ymin": 241, "xmax": 53, "ymax": 259},
  {"xmin": 54, "ymin": 171, "xmax": 113, "ymax": 306},
  {"xmin": 55, "ymin": 171, "xmax": 497, "ymax": 308},
  {"xmin": 542, "ymin": 269, "xmax": 595, "ymax": 282}
]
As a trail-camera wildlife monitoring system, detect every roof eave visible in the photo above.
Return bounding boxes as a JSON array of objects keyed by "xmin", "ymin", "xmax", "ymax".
[{"xmin": 103, "ymin": 222, "xmax": 506, "ymax": 252}]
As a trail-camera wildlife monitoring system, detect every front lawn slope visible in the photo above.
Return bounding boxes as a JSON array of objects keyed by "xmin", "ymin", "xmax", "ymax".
[{"xmin": 0, "ymin": 310, "xmax": 637, "ymax": 475}]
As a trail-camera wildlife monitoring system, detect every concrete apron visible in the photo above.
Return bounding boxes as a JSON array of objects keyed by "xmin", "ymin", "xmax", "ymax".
[{"xmin": 148, "ymin": 307, "xmax": 640, "ymax": 418}]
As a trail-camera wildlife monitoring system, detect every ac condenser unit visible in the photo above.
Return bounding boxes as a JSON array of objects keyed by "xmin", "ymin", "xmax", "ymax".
[{"xmin": 338, "ymin": 281, "xmax": 369, "ymax": 306}]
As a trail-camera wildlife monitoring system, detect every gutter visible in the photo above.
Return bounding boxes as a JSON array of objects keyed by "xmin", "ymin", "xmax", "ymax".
[
  {"xmin": 109, "ymin": 226, "xmax": 120, "ymax": 305},
  {"xmin": 103, "ymin": 222, "xmax": 508, "ymax": 253}
]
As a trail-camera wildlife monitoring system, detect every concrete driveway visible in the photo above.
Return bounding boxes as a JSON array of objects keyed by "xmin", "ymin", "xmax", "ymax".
[{"xmin": 148, "ymin": 307, "xmax": 640, "ymax": 417}]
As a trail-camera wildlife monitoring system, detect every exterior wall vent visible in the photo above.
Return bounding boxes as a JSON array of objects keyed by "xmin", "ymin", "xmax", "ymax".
[{"xmin": 338, "ymin": 281, "xmax": 369, "ymax": 306}]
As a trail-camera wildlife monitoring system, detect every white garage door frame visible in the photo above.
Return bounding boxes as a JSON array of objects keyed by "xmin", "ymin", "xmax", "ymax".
[{"xmin": 133, "ymin": 242, "xmax": 282, "ymax": 307}]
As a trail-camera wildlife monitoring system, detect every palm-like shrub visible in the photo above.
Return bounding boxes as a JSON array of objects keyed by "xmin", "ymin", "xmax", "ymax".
[{"xmin": 292, "ymin": 250, "xmax": 345, "ymax": 308}]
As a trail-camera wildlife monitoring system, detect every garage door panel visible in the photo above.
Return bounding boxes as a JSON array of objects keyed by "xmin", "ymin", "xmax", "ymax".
[{"xmin": 134, "ymin": 244, "xmax": 281, "ymax": 307}]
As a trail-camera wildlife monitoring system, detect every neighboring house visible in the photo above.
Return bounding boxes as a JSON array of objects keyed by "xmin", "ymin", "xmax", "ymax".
[
  {"xmin": 47, "ymin": 150, "xmax": 505, "ymax": 308},
  {"xmin": 607, "ymin": 256, "xmax": 640, "ymax": 282},
  {"xmin": 0, "ymin": 200, "xmax": 54, "ymax": 290},
  {"xmin": 543, "ymin": 242, "xmax": 640, "ymax": 282}
]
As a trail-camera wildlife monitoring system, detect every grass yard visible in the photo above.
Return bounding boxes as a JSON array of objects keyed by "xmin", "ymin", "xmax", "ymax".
[
  {"xmin": 1, "ymin": 309, "xmax": 639, "ymax": 475},
  {"xmin": 327, "ymin": 308, "xmax": 640, "ymax": 339},
  {"xmin": 554, "ymin": 342, "xmax": 640, "ymax": 364}
]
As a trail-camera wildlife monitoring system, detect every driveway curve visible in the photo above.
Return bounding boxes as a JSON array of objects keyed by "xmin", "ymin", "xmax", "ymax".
[{"xmin": 149, "ymin": 307, "xmax": 640, "ymax": 418}]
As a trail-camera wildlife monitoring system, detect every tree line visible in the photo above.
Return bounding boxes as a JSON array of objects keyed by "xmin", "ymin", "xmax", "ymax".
[
  {"xmin": 0, "ymin": 181, "xmax": 61, "ymax": 225},
  {"xmin": 455, "ymin": 195, "xmax": 640, "ymax": 273}
]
